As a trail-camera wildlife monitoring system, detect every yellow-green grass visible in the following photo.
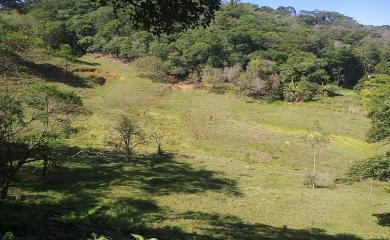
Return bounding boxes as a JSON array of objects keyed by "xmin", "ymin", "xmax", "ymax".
[{"xmin": 3, "ymin": 54, "xmax": 389, "ymax": 240}]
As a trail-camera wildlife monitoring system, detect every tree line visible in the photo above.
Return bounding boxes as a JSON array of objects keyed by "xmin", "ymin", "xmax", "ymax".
[{"xmin": 3, "ymin": 1, "xmax": 389, "ymax": 101}]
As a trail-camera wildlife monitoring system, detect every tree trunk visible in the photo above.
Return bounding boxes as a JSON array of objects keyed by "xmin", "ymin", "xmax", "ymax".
[
  {"xmin": 312, "ymin": 149, "xmax": 317, "ymax": 189},
  {"xmin": 42, "ymin": 144, "xmax": 49, "ymax": 176},
  {"xmin": 1, "ymin": 179, "xmax": 10, "ymax": 199},
  {"xmin": 369, "ymin": 181, "xmax": 373, "ymax": 205},
  {"xmin": 125, "ymin": 147, "xmax": 131, "ymax": 161},
  {"xmin": 337, "ymin": 68, "xmax": 342, "ymax": 86},
  {"xmin": 42, "ymin": 157, "xmax": 48, "ymax": 176},
  {"xmin": 157, "ymin": 142, "xmax": 162, "ymax": 155}
]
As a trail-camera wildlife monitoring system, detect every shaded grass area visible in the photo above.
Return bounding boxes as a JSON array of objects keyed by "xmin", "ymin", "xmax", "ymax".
[
  {"xmin": 20, "ymin": 59, "xmax": 106, "ymax": 88},
  {"xmin": 373, "ymin": 212, "xmax": 390, "ymax": 227},
  {"xmin": 0, "ymin": 55, "xmax": 103, "ymax": 88},
  {"xmin": 0, "ymin": 146, "xmax": 238, "ymax": 239},
  {"xmin": 0, "ymin": 201, "xmax": 369, "ymax": 240},
  {"xmin": 0, "ymin": 146, "xmax": 373, "ymax": 240}
]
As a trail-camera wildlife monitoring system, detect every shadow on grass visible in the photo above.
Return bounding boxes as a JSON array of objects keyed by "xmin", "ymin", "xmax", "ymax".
[
  {"xmin": 0, "ymin": 195, "xmax": 165, "ymax": 239},
  {"xmin": 68, "ymin": 57, "xmax": 100, "ymax": 66},
  {"xmin": 0, "ymin": 146, "xmax": 366, "ymax": 240},
  {"xmin": 0, "ymin": 201, "xmax": 367, "ymax": 240},
  {"xmin": 159, "ymin": 211, "xmax": 364, "ymax": 240},
  {"xmin": 373, "ymin": 212, "xmax": 390, "ymax": 227},
  {"xmin": 20, "ymin": 59, "xmax": 101, "ymax": 88},
  {"xmin": 24, "ymin": 147, "xmax": 240, "ymax": 196}
]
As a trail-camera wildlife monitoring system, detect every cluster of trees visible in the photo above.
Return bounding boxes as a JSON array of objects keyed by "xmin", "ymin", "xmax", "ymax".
[
  {"xmin": 2, "ymin": 1, "xmax": 387, "ymax": 101},
  {"xmin": 347, "ymin": 74, "xmax": 389, "ymax": 182},
  {"xmin": 0, "ymin": 2, "xmax": 389, "ymax": 100}
]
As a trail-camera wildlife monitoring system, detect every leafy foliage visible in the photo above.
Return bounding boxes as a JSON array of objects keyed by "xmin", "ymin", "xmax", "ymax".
[
  {"xmin": 367, "ymin": 103, "xmax": 390, "ymax": 144},
  {"xmin": 96, "ymin": 0, "xmax": 221, "ymax": 35},
  {"xmin": 360, "ymin": 74, "xmax": 390, "ymax": 108},
  {"xmin": 359, "ymin": 74, "xmax": 390, "ymax": 145},
  {"xmin": 0, "ymin": 32, "xmax": 35, "ymax": 74},
  {"xmin": 348, "ymin": 153, "xmax": 390, "ymax": 182},
  {"xmin": 115, "ymin": 116, "xmax": 145, "ymax": 160},
  {"xmin": 0, "ymin": 86, "xmax": 82, "ymax": 199},
  {"xmin": 2, "ymin": 1, "xmax": 389, "ymax": 101},
  {"xmin": 132, "ymin": 56, "xmax": 169, "ymax": 81},
  {"xmin": 283, "ymin": 81, "xmax": 320, "ymax": 102}
]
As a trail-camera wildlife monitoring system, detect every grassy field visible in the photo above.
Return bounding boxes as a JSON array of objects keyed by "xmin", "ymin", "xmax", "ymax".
[{"xmin": 1, "ymin": 55, "xmax": 389, "ymax": 240}]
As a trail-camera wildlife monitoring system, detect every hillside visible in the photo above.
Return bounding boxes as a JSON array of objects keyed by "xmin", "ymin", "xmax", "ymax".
[
  {"xmin": 1, "ymin": 54, "xmax": 388, "ymax": 239},
  {"xmin": 0, "ymin": 1, "xmax": 389, "ymax": 240}
]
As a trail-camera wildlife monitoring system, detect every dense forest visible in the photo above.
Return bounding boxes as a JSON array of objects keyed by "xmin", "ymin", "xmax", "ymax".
[
  {"xmin": 2, "ymin": 0, "xmax": 390, "ymax": 86},
  {"xmin": 0, "ymin": 1, "xmax": 389, "ymax": 239}
]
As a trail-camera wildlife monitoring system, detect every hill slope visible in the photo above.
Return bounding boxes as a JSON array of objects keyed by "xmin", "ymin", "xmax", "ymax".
[{"xmin": 2, "ymin": 55, "xmax": 387, "ymax": 240}]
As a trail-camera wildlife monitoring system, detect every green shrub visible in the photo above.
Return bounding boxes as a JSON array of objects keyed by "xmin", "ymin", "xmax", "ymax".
[
  {"xmin": 209, "ymin": 84, "xmax": 227, "ymax": 94},
  {"xmin": 319, "ymin": 85, "xmax": 339, "ymax": 97},
  {"xmin": 303, "ymin": 172, "xmax": 319, "ymax": 188},
  {"xmin": 283, "ymin": 81, "xmax": 319, "ymax": 102},
  {"xmin": 347, "ymin": 153, "xmax": 390, "ymax": 182},
  {"xmin": 132, "ymin": 56, "xmax": 169, "ymax": 81},
  {"xmin": 360, "ymin": 74, "xmax": 390, "ymax": 108},
  {"xmin": 263, "ymin": 75, "xmax": 284, "ymax": 100},
  {"xmin": 367, "ymin": 103, "xmax": 390, "ymax": 144}
]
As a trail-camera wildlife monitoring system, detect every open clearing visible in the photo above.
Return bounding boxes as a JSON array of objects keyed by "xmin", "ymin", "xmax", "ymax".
[{"xmin": 3, "ymin": 55, "xmax": 389, "ymax": 240}]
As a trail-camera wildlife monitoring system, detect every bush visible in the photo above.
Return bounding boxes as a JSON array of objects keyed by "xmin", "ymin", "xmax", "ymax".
[
  {"xmin": 132, "ymin": 56, "xmax": 169, "ymax": 81},
  {"xmin": 319, "ymin": 85, "xmax": 339, "ymax": 97},
  {"xmin": 283, "ymin": 81, "xmax": 319, "ymax": 102},
  {"xmin": 263, "ymin": 75, "xmax": 284, "ymax": 99},
  {"xmin": 347, "ymin": 153, "xmax": 390, "ymax": 182},
  {"xmin": 103, "ymin": 36, "xmax": 132, "ymax": 58},
  {"xmin": 303, "ymin": 172, "xmax": 319, "ymax": 188},
  {"xmin": 0, "ymin": 32, "xmax": 34, "ymax": 74},
  {"xmin": 201, "ymin": 66, "xmax": 225, "ymax": 85},
  {"xmin": 209, "ymin": 84, "xmax": 227, "ymax": 94},
  {"xmin": 92, "ymin": 76, "xmax": 106, "ymax": 86},
  {"xmin": 367, "ymin": 103, "xmax": 390, "ymax": 144},
  {"xmin": 234, "ymin": 71, "xmax": 283, "ymax": 99},
  {"xmin": 360, "ymin": 74, "xmax": 390, "ymax": 108}
]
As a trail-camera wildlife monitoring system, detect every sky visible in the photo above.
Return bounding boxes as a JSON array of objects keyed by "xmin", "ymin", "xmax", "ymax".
[{"xmin": 244, "ymin": 0, "xmax": 390, "ymax": 26}]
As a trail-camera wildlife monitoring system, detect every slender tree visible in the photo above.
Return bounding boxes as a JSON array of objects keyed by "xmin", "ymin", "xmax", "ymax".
[
  {"xmin": 306, "ymin": 121, "xmax": 330, "ymax": 188},
  {"xmin": 115, "ymin": 116, "xmax": 145, "ymax": 160}
]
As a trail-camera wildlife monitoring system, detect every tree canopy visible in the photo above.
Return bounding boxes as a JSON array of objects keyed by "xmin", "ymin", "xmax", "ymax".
[{"xmin": 95, "ymin": 0, "xmax": 221, "ymax": 34}]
